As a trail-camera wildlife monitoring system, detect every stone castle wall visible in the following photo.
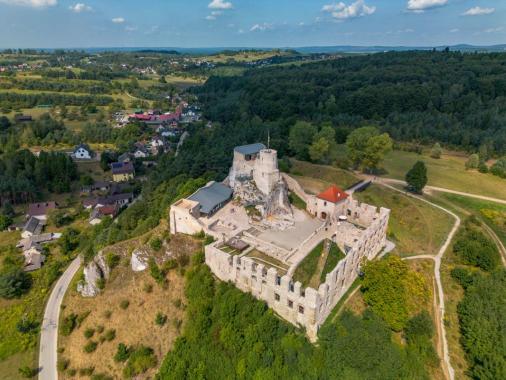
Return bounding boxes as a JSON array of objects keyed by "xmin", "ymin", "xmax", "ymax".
[{"xmin": 205, "ymin": 200, "xmax": 390, "ymax": 341}]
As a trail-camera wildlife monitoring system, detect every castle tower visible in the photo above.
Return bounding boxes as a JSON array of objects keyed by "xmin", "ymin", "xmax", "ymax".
[{"xmin": 253, "ymin": 149, "xmax": 280, "ymax": 195}]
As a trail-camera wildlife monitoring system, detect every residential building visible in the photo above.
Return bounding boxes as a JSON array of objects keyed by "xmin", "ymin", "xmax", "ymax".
[
  {"xmin": 27, "ymin": 201, "xmax": 56, "ymax": 221},
  {"xmin": 111, "ymin": 162, "xmax": 135, "ymax": 182}
]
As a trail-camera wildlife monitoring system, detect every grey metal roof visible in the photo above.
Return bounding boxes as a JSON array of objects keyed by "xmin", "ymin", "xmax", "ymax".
[
  {"xmin": 234, "ymin": 143, "xmax": 266, "ymax": 156},
  {"xmin": 188, "ymin": 182, "xmax": 232, "ymax": 214},
  {"xmin": 23, "ymin": 217, "xmax": 43, "ymax": 234}
]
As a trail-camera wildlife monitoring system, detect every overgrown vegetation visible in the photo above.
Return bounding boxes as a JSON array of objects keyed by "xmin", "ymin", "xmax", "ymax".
[
  {"xmin": 157, "ymin": 256, "xmax": 435, "ymax": 379},
  {"xmin": 361, "ymin": 256, "xmax": 430, "ymax": 331}
]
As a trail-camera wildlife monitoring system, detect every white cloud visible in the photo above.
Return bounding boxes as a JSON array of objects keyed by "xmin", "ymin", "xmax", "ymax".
[
  {"xmin": 406, "ymin": 0, "xmax": 447, "ymax": 12},
  {"xmin": 322, "ymin": 1, "xmax": 376, "ymax": 20},
  {"xmin": 69, "ymin": 3, "xmax": 92, "ymax": 13},
  {"xmin": 112, "ymin": 17, "xmax": 125, "ymax": 24},
  {"xmin": 450, "ymin": 28, "xmax": 459, "ymax": 33},
  {"xmin": 125, "ymin": 26, "xmax": 138, "ymax": 32},
  {"xmin": 206, "ymin": 10, "xmax": 222, "ymax": 20},
  {"xmin": 483, "ymin": 26, "xmax": 504, "ymax": 33},
  {"xmin": 208, "ymin": 0, "xmax": 232, "ymax": 10},
  {"xmin": 462, "ymin": 6, "xmax": 495, "ymax": 16},
  {"xmin": 0, "ymin": 0, "xmax": 56, "ymax": 7},
  {"xmin": 250, "ymin": 23, "xmax": 273, "ymax": 32}
]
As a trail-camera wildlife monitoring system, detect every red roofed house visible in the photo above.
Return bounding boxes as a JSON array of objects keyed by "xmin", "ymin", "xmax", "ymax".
[{"xmin": 308, "ymin": 185, "xmax": 349, "ymax": 221}]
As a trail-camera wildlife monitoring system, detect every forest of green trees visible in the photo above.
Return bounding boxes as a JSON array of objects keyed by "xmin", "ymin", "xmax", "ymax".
[{"xmin": 196, "ymin": 51, "xmax": 506, "ymax": 155}]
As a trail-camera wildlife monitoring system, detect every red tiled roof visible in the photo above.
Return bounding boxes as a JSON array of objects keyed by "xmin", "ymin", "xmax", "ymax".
[{"xmin": 317, "ymin": 185, "xmax": 348, "ymax": 204}]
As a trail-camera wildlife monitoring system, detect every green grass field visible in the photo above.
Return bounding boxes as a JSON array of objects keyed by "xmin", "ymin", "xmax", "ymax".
[
  {"xmin": 436, "ymin": 193, "xmax": 506, "ymax": 247},
  {"xmin": 289, "ymin": 160, "xmax": 358, "ymax": 190},
  {"xmin": 354, "ymin": 184, "xmax": 454, "ymax": 257},
  {"xmin": 382, "ymin": 150, "xmax": 506, "ymax": 200}
]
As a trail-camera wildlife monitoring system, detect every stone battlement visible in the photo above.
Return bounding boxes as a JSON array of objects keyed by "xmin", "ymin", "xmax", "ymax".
[{"xmin": 205, "ymin": 200, "xmax": 389, "ymax": 341}]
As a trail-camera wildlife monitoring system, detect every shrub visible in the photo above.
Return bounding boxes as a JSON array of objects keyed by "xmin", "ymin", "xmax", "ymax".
[
  {"xmin": 96, "ymin": 278, "xmax": 106, "ymax": 290},
  {"xmin": 104, "ymin": 329, "xmax": 116, "ymax": 341},
  {"xmin": 91, "ymin": 373, "xmax": 113, "ymax": 380},
  {"xmin": 450, "ymin": 268, "xmax": 475, "ymax": 290},
  {"xmin": 84, "ymin": 328, "xmax": 95, "ymax": 339},
  {"xmin": 103, "ymin": 310, "xmax": 112, "ymax": 319},
  {"xmin": 155, "ymin": 312, "xmax": 167, "ymax": 326},
  {"xmin": 123, "ymin": 346, "xmax": 157, "ymax": 378},
  {"xmin": 430, "ymin": 142, "xmax": 442, "ymax": 159},
  {"xmin": 105, "ymin": 253, "xmax": 120, "ymax": 269},
  {"xmin": 83, "ymin": 341, "xmax": 98, "ymax": 353},
  {"xmin": 120, "ymin": 300, "xmax": 130, "ymax": 310},
  {"xmin": 162, "ymin": 259, "xmax": 177, "ymax": 272},
  {"xmin": 143, "ymin": 283, "xmax": 153, "ymax": 293},
  {"xmin": 76, "ymin": 310, "xmax": 91, "ymax": 327},
  {"xmin": 79, "ymin": 367, "xmax": 94, "ymax": 376},
  {"xmin": 173, "ymin": 298, "xmax": 182, "ymax": 309},
  {"xmin": 57, "ymin": 358, "xmax": 70, "ymax": 372},
  {"xmin": 465, "ymin": 154, "xmax": 479, "ymax": 169},
  {"xmin": 114, "ymin": 343, "xmax": 130, "ymax": 363},
  {"xmin": 0, "ymin": 269, "xmax": 32, "ymax": 299},
  {"xmin": 61, "ymin": 313, "xmax": 78, "ymax": 336},
  {"xmin": 96, "ymin": 325, "xmax": 104, "ymax": 333},
  {"xmin": 67, "ymin": 368, "xmax": 77, "ymax": 376},
  {"xmin": 149, "ymin": 258, "xmax": 166, "ymax": 285},
  {"xmin": 16, "ymin": 316, "xmax": 39, "ymax": 334},
  {"xmin": 150, "ymin": 237, "xmax": 163, "ymax": 251},
  {"xmin": 18, "ymin": 366, "xmax": 37, "ymax": 378},
  {"xmin": 453, "ymin": 224, "xmax": 500, "ymax": 271}
]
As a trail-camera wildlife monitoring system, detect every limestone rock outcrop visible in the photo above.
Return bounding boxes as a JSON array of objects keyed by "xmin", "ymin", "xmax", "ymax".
[
  {"xmin": 131, "ymin": 248, "xmax": 149, "ymax": 272},
  {"xmin": 77, "ymin": 252, "xmax": 110, "ymax": 297}
]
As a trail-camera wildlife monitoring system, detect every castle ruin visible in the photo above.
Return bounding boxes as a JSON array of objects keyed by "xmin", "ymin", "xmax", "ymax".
[{"xmin": 169, "ymin": 143, "xmax": 390, "ymax": 341}]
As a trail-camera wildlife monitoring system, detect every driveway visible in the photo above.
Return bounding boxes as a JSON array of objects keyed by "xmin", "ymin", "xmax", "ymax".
[{"xmin": 38, "ymin": 256, "xmax": 81, "ymax": 380}]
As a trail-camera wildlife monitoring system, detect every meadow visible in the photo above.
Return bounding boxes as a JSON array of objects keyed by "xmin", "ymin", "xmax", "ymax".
[{"xmin": 382, "ymin": 150, "xmax": 506, "ymax": 200}]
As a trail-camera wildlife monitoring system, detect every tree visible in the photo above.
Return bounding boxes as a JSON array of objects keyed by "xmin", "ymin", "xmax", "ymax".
[
  {"xmin": 430, "ymin": 143, "xmax": 442, "ymax": 159},
  {"xmin": 0, "ymin": 270, "xmax": 32, "ymax": 299},
  {"xmin": 346, "ymin": 127, "xmax": 392, "ymax": 172},
  {"xmin": 405, "ymin": 161, "xmax": 428, "ymax": 194},
  {"xmin": 490, "ymin": 157, "xmax": 506, "ymax": 178},
  {"xmin": 309, "ymin": 137, "xmax": 330, "ymax": 163},
  {"xmin": 288, "ymin": 121, "xmax": 317, "ymax": 160},
  {"xmin": 0, "ymin": 213, "xmax": 12, "ymax": 231},
  {"xmin": 465, "ymin": 154, "xmax": 479, "ymax": 169}
]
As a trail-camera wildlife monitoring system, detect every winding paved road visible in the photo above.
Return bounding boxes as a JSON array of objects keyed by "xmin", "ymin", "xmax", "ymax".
[{"xmin": 38, "ymin": 256, "xmax": 81, "ymax": 380}]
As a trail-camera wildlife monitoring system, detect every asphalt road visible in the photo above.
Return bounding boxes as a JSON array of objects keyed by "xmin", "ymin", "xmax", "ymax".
[{"xmin": 38, "ymin": 256, "xmax": 81, "ymax": 380}]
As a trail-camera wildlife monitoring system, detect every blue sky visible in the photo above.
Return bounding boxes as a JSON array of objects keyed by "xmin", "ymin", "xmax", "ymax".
[{"xmin": 0, "ymin": 0, "xmax": 505, "ymax": 48}]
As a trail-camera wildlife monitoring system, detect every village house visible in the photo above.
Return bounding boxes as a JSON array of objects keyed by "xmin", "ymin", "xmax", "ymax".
[
  {"xmin": 111, "ymin": 162, "xmax": 135, "ymax": 182},
  {"xmin": 118, "ymin": 152, "xmax": 132, "ymax": 163},
  {"xmin": 27, "ymin": 201, "xmax": 56, "ymax": 221},
  {"xmin": 22, "ymin": 217, "xmax": 45, "ymax": 239},
  {"xmin": 22, "ymin": 244, "xmax": 46, "ymax": 272},
  {"xmin": 89, "ymin": 204, "xmax": 119, "ymax": 225},
  {"xmin": 72, "ymin": 144, "xmax": 94, "ymax": 160}
]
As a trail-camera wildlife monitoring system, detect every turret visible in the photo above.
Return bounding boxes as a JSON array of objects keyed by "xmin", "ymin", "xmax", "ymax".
[{"xmin": 253, "ymin": 149, "xmax": 280, "ymax": 195}]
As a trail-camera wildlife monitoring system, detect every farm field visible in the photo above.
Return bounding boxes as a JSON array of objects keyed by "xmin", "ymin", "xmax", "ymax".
[{"xmin": 382, "ymin": 150, "xmax": 506, "ymax": 200}]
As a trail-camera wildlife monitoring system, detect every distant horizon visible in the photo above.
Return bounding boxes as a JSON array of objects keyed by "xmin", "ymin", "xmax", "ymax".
[
  {"xmin": 3, "ymin": 43, "xmax": 505, "ymax": 54},
  {"xmin": 0, "ymin": 1, "xmax": 504, "ymax": 48}
]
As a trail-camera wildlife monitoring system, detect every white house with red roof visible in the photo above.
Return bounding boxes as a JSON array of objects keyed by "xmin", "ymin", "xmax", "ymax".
[{"xmin": 307, "ymin": 185, "xmax": 349, "ymax": 221}]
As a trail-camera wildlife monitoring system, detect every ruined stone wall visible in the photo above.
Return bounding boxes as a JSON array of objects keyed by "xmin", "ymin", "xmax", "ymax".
[
  {"xmin": 205, "ymin": 201, "xmax": 390, "ymax": 341},
  {"xmin": 229, "ymin": 151, "xmax": 256, "ymax": 188},
  {"xmin": 169, "ymin": 205, "xmax": 203, "ymax": 235}
]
